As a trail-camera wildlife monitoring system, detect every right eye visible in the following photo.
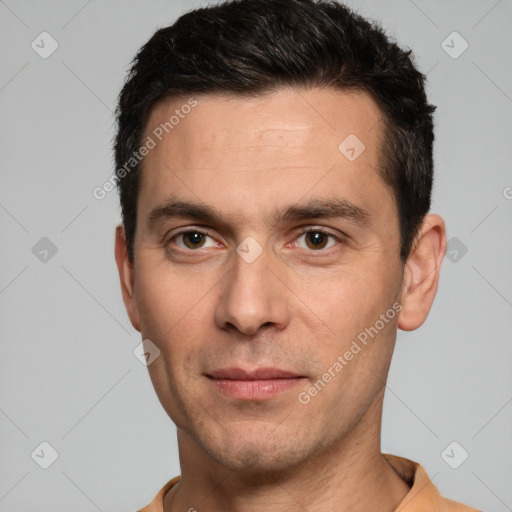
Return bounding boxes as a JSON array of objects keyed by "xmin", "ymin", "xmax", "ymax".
[{"xmin": 168, "ymin": 230, "xmax": 219, "ymax": 251}]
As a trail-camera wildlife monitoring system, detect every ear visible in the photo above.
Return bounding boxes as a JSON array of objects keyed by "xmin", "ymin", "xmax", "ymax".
[
  {"xmin": 114, "ymin": 224, "xmax": 141, "ymax": 332},
  {"xmin": 397, "ymin": 214, "xmax": 447, "ymax": 331}
]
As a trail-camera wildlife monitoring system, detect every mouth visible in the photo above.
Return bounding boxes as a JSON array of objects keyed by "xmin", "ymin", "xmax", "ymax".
[{"xmin": 206, "ymin": 367, "xmax": 307, "ymax": 400}]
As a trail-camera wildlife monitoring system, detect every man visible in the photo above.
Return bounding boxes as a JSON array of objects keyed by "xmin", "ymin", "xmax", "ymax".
[{"xmin": 113, "ymin": 0, "xmax": 480, "ymax": 510}]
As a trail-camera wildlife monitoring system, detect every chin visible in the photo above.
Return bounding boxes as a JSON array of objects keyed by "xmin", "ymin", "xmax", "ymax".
[{"xmin": 204, "ymin": 434, "xmax": 313, "ymax": 479}]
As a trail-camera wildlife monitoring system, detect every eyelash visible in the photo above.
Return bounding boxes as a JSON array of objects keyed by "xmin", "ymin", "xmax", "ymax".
[{"xmin": 166, "ymin": 227, "xmax": 344, "ymax": 255}]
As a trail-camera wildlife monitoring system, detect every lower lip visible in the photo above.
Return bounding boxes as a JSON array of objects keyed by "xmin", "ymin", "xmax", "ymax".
[{"xmin": 208, "ymin": 377, "xmax": 306, "ymax": 400}]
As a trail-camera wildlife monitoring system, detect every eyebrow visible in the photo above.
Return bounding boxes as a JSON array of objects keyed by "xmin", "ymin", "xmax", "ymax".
[{"xmin": 147, "ymin": 196, "xmax": 370, "ymax": 233}]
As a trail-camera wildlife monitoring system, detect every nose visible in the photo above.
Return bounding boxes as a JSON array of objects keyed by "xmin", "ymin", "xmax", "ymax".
[{"xmin": 214, "ymin": 243, "xmax": 291, "ymax": 336}]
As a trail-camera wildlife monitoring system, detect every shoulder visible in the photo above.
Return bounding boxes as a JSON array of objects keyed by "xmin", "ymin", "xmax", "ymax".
[
  {"xmin": 137, "ymin": 476, "xmax": 181, "ymax": 512},
  {"xmin": 383, "ymin": 453, "xmax": 480, "ymax": 512}
]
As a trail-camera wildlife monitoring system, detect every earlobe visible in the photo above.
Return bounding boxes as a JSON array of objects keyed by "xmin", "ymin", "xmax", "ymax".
[
  {"xmin": 114, "ymin": 224, "xmax": 141, "ymax": 332},
  {"xmin": 397, "ymin": 214, "xmax": 447, "ymax": 331}
]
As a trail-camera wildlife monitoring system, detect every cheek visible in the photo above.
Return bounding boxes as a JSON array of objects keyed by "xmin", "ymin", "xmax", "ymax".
[
  {"xmin": 134, "ymin": 258, "xmax": 209, "ymax": 337},
  {"xmin": 134, "ymin": 262, "xmax": 217, "ymax": 375},
  {"xmin": 293, "ymin": 263, "xmax": 398, "ymax": 344},
  {"xmin": 138, "ymin": 286, "xmax": 212, "ymax": 427}
]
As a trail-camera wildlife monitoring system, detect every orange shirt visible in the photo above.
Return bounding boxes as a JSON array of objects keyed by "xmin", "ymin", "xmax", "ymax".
[{"xmin": 138, "ymin": 453, "xmax": 480, "ymax": 512}]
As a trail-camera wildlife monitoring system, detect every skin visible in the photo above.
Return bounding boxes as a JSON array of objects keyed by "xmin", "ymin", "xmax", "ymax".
[{"xmin": 115, "ymin": 86, "xmax": 446, "ymax": 511}]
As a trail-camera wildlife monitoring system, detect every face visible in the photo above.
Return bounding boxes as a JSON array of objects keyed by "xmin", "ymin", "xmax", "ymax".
[{"xmin": 118, "ymin": 87, "xmax": 408, "ymax": 474}]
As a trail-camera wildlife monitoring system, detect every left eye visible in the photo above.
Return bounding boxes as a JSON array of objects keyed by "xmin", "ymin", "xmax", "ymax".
[{"xmin": 295, "ymin": 230, "xmax": 337, "ymax": 251}]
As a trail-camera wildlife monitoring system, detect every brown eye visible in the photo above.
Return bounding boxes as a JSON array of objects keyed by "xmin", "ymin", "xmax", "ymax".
[
  {"xmin": 304, "ymin": 231, "xmax": 329, "ymax": 250},
  {"xmin": 294, "ymin": 229, "xmax": 339, "ymax": 253},
  {"xmin": 168, "ymin": 229, "xmax": 219, "ymax": 252},
  {"xmin": 182, "ymin": 232, "xmax": 207, "ymax": 249}
]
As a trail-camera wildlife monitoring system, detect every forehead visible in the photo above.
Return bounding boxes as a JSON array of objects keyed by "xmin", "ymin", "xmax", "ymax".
[
  {"xmin": 144, "ymin": 87, "xmax": 383, "ymax": 167},
  {"xmin": 138, "ymin": 87, "xmax": 391, "ymax": 227}
]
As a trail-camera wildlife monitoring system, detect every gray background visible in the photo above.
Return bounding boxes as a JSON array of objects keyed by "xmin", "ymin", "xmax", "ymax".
[{"xmin": 1, "ymin": 0, "xmax": 511, "ymax": 510}]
